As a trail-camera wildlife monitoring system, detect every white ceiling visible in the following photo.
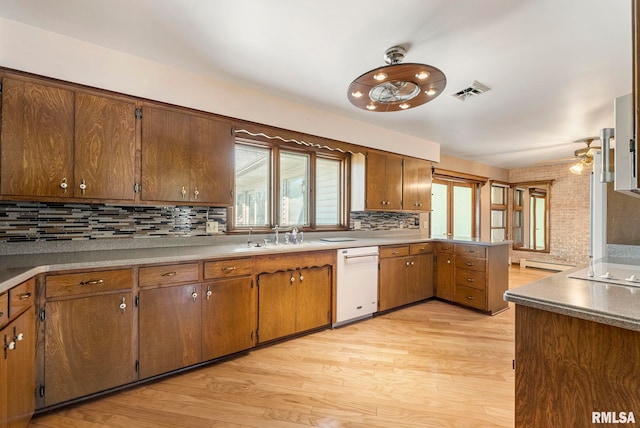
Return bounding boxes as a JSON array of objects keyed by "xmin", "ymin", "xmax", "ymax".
[{"xmin": 0, "ymin": 0, "xmax": 632, "ymax": 168}]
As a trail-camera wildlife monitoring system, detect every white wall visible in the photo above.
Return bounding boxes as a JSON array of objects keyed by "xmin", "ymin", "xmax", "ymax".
[{"xmin": 0, "ymin": 18, "xmax": 440, "ymax": 162}]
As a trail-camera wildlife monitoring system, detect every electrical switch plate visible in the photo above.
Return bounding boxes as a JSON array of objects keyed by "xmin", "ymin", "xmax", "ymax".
[
  {"xmin": 206, "ymin": 221, "xmax": 218, "ymax": 234},
  {"xmin": 353, "ymin": 220, "xmax": 361, "ymax": 230}
]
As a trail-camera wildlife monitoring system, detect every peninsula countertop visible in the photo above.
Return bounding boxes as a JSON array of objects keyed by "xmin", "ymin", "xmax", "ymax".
[
  {"xmin": 504, "ymin": 258, "xmax": 640, "ymax": 332},
  {"xmin": 0, "ymin": 232, "xmax": 509, "ymax": 294}
]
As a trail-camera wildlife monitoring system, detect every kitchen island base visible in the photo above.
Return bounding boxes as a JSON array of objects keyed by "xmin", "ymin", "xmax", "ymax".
[{"xmin": 515, "ymin": 304, "xmax": 640, "ymax": 427}]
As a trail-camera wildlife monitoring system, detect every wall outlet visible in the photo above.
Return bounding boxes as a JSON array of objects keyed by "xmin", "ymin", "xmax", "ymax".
[
  {"xmin": 353, "ymin": 220, "xmax": 361, "ymax": 230},
  {"xmin": 206, "ymin": 221, "xmax": 218, "ymax": 234}
]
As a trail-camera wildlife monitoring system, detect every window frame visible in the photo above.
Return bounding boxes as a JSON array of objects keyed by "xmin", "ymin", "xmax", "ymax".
[
  {"xmin": 431, "ymin": 177, "xmax": 480, "ymax": 239},
  {"xmin": 490, "ymin": 181, "xmax": 509, "ymax": 243},
  {"xmin": 230, "ymin": 137, "xmax": 349, "ymax": 232},
  {"xmin": 510, "ymin": 181, "xmax": 552, "ymax": 253}
]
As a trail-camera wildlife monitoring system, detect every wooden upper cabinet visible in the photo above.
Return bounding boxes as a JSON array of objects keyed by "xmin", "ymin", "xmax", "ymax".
[
  {"xmin": 0, "ymin": 75, "xmax": 137, "ymax": 201},
  {"xmin": 141, "ymin": 105, "xmax": 233, "ymax": 205},
  {"xmin": 1, "ymin": 76, "xmax": 74, "ymax": 198},
  {"xmin": 74, "ymin": 92, "xmax": 136, "ymax": 200},
  {"xmin": 190, "ymin": 115, "xmax": 234, "ymax": 205},
  {"xmin": 365, "ymin": 151, "xmax": 403, "ymax": 210},
  {"xmin": 403, "ymin": 158, "xmax": 432, "ymax": 212}
]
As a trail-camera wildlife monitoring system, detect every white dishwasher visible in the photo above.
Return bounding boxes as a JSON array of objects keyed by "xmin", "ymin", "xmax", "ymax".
[{"xmin": 334, "ymin": 246, "xmax": 379, "ymax": 327}]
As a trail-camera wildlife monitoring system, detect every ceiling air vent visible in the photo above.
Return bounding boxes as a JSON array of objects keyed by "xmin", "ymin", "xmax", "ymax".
[{"xmin": 452, "ymin": 81, "xmax": 491, "ymax": 101}]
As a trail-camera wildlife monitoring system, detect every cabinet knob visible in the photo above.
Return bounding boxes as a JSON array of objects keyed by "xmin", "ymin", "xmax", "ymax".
[
  {"xmin": 60, "ymin": 178, "xmax": 68, "ymax": 194},
  {"xmin": 194, "ymin": 187, "xmax": 199, "ymax": 199},
  {"xmin": 466, "ymin": 296, "xmax": 474, "ymax": 301},
  {"xmin": 191, "ymin": 291, "xmax": 198, "ymax": 302},
  {"xmin": 406, "ymin": 261, "xmax": 410, "ymax": 266},
  {"xmin": 79, "ymin": 179, "xmax": 87, "ymax": 194},
  {"xmin": 299, "ymin": 274, "xmax": 304, "ymax": 281},
  {"xmin": 119, "ymin": 297, "xmax": 127, "ymax": 311},
  {"xmin": 206, "ymin": 288, "xmax": 212, "ymax": 300},
  {"xmin": 181, "ymin": 186, "xmax": 187, "ymax": 199},
  {"xmin": 7, "ymin": 341, "xmax": 16, "ymax": 351},
  {"xmin": 447, "ymin": 259, "xmax": 451, "ymax": 264},
  {"xmin": 14, "ymin": 332, "xmax": 24, "ymax": 342},
  {"xmin": 410, "ymin": 261, "xmax": 415, "ymax": 266}
]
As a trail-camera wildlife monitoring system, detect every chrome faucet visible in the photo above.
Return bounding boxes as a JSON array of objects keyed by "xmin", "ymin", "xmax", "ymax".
[
  {"xmin": 247, "ymin": 228, "xmax": 253, "ymax": 247},
  {"xmin": 273, "ymin": 225, "xmax": 279, "ymax": 245}
]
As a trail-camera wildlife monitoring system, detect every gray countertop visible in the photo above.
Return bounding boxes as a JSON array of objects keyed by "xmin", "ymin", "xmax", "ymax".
[
  {"xmin": 0, "ymin": 231, "xmax": 509, "ymax": 294},
  {"xmin": 504, "ymin": 258, "xmax": 640, "ymax": 332}
]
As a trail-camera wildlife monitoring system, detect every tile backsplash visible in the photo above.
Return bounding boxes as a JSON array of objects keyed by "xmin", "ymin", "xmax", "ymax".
[{"xmin": 0, "ymin": 202, "xmax": 420, "ymax": 243}]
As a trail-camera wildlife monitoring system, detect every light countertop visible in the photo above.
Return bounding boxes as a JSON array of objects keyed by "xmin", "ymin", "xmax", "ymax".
[
  {"xmin": 504, "ymin": 257, "xmax": 640, "ymax": 332},
  {"xmin": 0, "ymin": 232, "xmax": 509, "ymax": 294}
]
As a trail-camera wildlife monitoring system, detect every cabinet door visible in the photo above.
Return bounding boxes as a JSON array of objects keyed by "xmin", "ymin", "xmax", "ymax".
[
  {"xmin": 139, "ymin": 284, "xmax": 202, "ymax": 379},
  {"xmin": 0, "ymin": 324, "xmax": 5, "ymax": 428},
  {"xmin": 407, "ymin": 254, "xmax": 434, "ymax": 302},
  {"xmin": 4, "ymin": 307, "xmax": 35, "ymax": 428},
  {"xmin": 403, "ymin": 158, "xmax": 432, "ymax": 211},
  {"xmin": 366, "ymin": 152, "xmax": 403, "ymax": 210},
  {"xmin": 74, "ymin": 92, "xmax": 136, "ymax": 200},
  {"xmin": 257, "ymin": 271, "xmax": 297, "ymax": 343},
  {"xmin": 190, "ymin": 116, "xmax": 233, "ymax": 205},
  {"xmin": 435, "ymin": 252, "xmax": 454, "ymax": 301},
  {"xmin": 140, "ymin": 106, "xmax": 191, "ymax": 202},
  {"xmin": 201, "ymin": 277, "xmax": 256, "ymax": 361},
  {"xmin": 378, "ymin": 257, "xmax": 409, "ymax": 311},
  {"xmin": 44, "ymin": 294, "xmax": 134, "ymax": 406},
  {"xmin": 295, "ymin": 266, "xmax": 331, "ymax": 333},
  {"xmin": 365, "ymin": 152, "xmax": 388, "ymax": 209},
  {"xmin": 1, "ymin": 77, "xmax": 74, "ymax": 198}
]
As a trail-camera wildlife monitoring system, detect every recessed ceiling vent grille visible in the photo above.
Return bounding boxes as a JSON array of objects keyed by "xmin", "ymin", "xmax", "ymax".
[{"xmin": 452, "ymin": 81, "xmax": 491, "ymax": 101}]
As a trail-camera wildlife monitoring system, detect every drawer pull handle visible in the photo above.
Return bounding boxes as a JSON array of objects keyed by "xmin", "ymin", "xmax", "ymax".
[
  {"xmin": 466, "ymin": 278, "xmax": 474, "ymax": 282},
  {"xmin": 80, "ymin": 279, "xmax": 104, "ymax": 286},
  {"xmin": 160, "ymin": 272, "xmax": 178, "ymax": 277},
  {"xmin": 0, "ymin": 311, "xmax": 3, "ymax": 317},
  {"xmin": 392, "ymin": 251, "xmax": 399, "ymax": 255},
  {"xmin": 222, "ymin": 266, "xmax": 237, "ymax": 272},
  {"xmin": 17, "ymin": 292, "xmax": 32, "ymax": 300},
  {"xmin": 466, "ymin": 296, "xmax": 474, "ymax": 300},
  {"xmin": 465, "ymin": 262, "xmax": 473, "ymax": 266},
  {"xmin": 465, "ymin": 249, "xmax": 475, "ymax": 253}
]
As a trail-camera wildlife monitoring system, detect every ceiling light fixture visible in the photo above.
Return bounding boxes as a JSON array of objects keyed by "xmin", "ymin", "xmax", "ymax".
[{"xmin": 348, "ymin": 45, "xmax": 446, "ymax": 112}]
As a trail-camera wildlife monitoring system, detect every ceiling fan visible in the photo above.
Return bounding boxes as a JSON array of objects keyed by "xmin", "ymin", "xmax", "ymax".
[{"xmin": 537, "ymin": 137, "xmax": 601, "ymax": 174}]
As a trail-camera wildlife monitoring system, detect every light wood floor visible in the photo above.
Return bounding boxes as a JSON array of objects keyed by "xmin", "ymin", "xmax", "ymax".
[{"xmin": 29, "ymin": 266, "xmax": 554, "ymax": 428}]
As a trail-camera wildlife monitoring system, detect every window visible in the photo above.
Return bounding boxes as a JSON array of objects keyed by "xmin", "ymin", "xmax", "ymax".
[
  {"xmin": 431, "ymin": 177, "xmax": 478, "ymax": 239},
  {"xmin": 490, "ymin": 183, "xmax": 508, "ymax": 242},
  {"xmin": 511, "ymin": 182, "xmax": 551, "ymax": 252},
  {"xmin": 233, "ymin": 139, "xmax": 347, "ymax": 231}
]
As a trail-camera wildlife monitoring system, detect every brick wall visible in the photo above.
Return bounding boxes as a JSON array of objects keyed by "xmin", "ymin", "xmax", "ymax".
[{"xmin": 509, "ymin": 162, "xmax": 591, "ymax": 267}]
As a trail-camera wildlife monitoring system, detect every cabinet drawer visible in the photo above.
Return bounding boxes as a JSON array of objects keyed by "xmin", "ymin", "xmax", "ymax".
[
  {"xmin": 455, "ymin": 268, "xmax": 486, "ymax": 290},
  {"xmin": 454, "ymin": 285, "xmax": 486, "ymax": 311},
  {"xmin": 455, "ymin": 244, "xmax": 487, "ymax": 259},
  {"xmin": 434, "ymin": 242, "xmax": 454, "ymax": 253},
  {"xmin": 455, "ymin": 256, "xmax": 486, "ymax": 272},
  {"xmin": 139, "ymin": 263, "xmax": 199, "ymax": 288},
  {"xmin": 204, "ymin": 258, "xmax": 253, "ymax": 279},
  {"xmin": 0, "ymin": 292, "xmax": 8, "ymax": 327},
  {"xmin": 9, "ymin": 277, "xmax": 35, "ymax": 316},
  {"xmin": 46, "ymin": 269, "xmax": 133, "ymax": 298},
  {"xmin": 410, "ymin": 243, "xmax": 433, "ymax": 255},
  {"xmin": 379, "ymin": 245, "xmax": 409, "ymax": 258}
]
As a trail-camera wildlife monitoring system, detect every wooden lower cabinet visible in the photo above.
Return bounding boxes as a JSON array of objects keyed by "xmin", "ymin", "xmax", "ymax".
[
  {"xmin": 2, "ymin": 306, "xmax": 36, "ymax": 428},
  {"xmin": 257, "ymin": 266, "xmax": 331, "ymax": 344},
  {"xmin": 138, "ymin": 284, "xmax": 201, "ymax": 379},
  {"xmin": 201, "ymin": 277, "xmax": 256, "ymax": 360},
  {"xmin": 515, "ymin": 305, "xmax": 640, "ymax": 427},
  {"xmin": 379, "ymin": 244, "xmax": 434, "ymax": 312},
  {"xmin": 435, "ymin": 244, "xmax": 454, "ymax": 301},
  {"xmin": 44, "ymin": 292, "xmax": 135, "ymax": 406},
  {"xmin": 434, "ymin": 243, "xmax": 509, "ymax": 315}
]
